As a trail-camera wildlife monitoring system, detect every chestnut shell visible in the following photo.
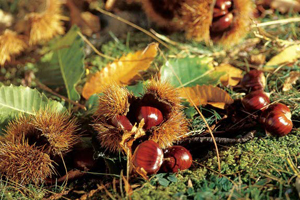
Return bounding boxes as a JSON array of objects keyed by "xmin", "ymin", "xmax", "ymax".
[
  {"xmin": 240, "ymin": 70, "xmax": 266, "ymax": 91},
  {"xmin": 136, "ymin": 106, "xmax": 164, "ymax": 130},
  {"xmin": 132, "ymin": 140, "xmax": 164, "ymax": 175},
  {"xmin": 242, "ymin": 90, "xmax": 270, "ymax": 112},
  {"xmin": 160, "ymin": 146, "xmax": 192, "ymax": 173},
  {"xmin": 264, "ymin": 112, "xmax": 293, "ymax": 137}
]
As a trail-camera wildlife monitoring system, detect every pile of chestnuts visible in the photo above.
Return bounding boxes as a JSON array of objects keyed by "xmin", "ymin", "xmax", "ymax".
[
  {"xmin": 132, "ymin": 140, "xmax": 193, "ymax": 175},
  {"xmin": 241, "ymin": 70, "xmax": 293, "ymax": 137}
]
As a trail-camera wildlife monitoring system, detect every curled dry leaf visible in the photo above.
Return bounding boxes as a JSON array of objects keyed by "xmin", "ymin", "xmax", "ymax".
[
  {"xmin": 215, "ymin": 64, "xmax": 243, "ymax": 87},
  {"xmin": 283, "ymin": 71, "xmax": 300, "ymax": 91},
  {"xmin": 266, "ymin": 44, "xmax": 300, "ymax": 68},
  {"xmin": 82, "ymin": 43, "xmax": 158, "ymax": 99},
  {"xmin": 179, "ymin": 85, "xmax": 234, "ymax": 109}
]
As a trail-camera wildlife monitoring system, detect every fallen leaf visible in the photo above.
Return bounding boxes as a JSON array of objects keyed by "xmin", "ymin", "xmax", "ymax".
[
  {"xmin": 250, "ymin": 54, "xmax": 266, "ymax": 65},
  {"xmin": 122, "ymin": 175, "xmax": 133, "ymax": 196},
  {"xmin": 215, "ymin": 64, "xmax": 243, "ymax": 86},
  {"xmin": 265, "ymin": 44, "xmax": 300, "ymax": 68},
  {"xmin": 82, "ymin": 43, "xmax": 158, "ymax": 99},
  {"xmin": 283, "ymin": 71, "xmax": 300, "ymax": 91},
  {"xmin": 179, "ymin": 85, "xmax": 234, "ymax": 109}
]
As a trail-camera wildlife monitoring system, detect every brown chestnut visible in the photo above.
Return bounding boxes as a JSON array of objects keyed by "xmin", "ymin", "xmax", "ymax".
[
  {"xmin": 264, "ymin": 112, "xmax": 293, "ymax": 137},
  {"xmin": 240, "ymin": 70, "xmax": 266, "ymax": 91},
  {"xmin": 111, "ymin": 115, "xmax": 133, "ymax": 131},
  {"xmin": 136, "ymin": 106, "xmax": 163, "ymax": 130},
  {"xmin": 213, "ymin": 8, "xmax": 228, "ymax": 18},
  {"xmin": 215, "ymin": 0, "xmax": 232, "ymax": 10},
  {"xmin": 132, "ymin": 140, "xmax": 164, "ymax": 175},
  {"xmin": 259, "ymin": 103, "xmax": 291, "ymax": 124},
  {"xmin": 160, "ymin": 146, "xmax": 192, "ymax": 173},
  {"xmin": 242, "ymin": 90, "xmax": 270, "ymax": 112},
  {"xmin": 211, "ymin": 12, "xmax": 233, "ymax": 33}
]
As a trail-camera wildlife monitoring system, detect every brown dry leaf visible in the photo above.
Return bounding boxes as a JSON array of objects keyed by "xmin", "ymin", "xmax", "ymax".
[
  {"xmin": 283, "ymin": 71, "xmax": 300, "ymax": 91},
  {"xmin": 270, "ymin": 0, "xmax": 300, "ymax": 13},
  {"xmin": 266, "ymin": 44, "xmax": 300, "ymax": 68},
  {"xmin": 215, "ymin": 64, "xmax": 243, "ymax": 87},
  {"xmin": 122, "ymin": 175, "xmax": 133, "ymax": 196},
  {"xmin": 82, "ymin": 43, "xmax": 158, "ymax": 99},
  {"xmin": 179, "ymin": 85, "xmax": 234, "ymax": 109}
]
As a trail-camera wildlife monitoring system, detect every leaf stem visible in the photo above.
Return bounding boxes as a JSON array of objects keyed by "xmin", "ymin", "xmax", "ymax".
[{"xmin": 36, "ymin": 81, "xmax": 86, "ymax": 110}]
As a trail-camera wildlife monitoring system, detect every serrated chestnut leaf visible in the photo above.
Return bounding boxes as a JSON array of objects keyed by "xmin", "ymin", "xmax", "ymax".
[
  {"xmin": 240, "ymin": 70, "xmax": 266, "ymax": 91},
  {"xmin": 211, "ymin": 13, "xmax": 233, "ymax": 33},
  {"xmin": 111, "ymin": 115, "xmax": 133, "ymax": 131},
  {"xmin": 136, "ymin": 106, "xmax": 163, "ymax": 130},
  {"xmin": 242, "ymin": 90, "xmax": 270, "ymax": 112},
  {"xmin": 160, "ymin": 146, "xmax": 192, "ymax": 173},
  {"xmin": 264, "ymin": 112, "xmax": 293, "ymax": 137},
  {"xmin": 132, "ymin": 140, "xmax": 164, "ymax": 175}
]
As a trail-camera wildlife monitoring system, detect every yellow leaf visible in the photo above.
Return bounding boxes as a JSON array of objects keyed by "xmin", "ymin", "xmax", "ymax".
[
  {"xmin": 215, "ymin": 64, "xmax": 243, "ymax": 86},
  {"xmin": 265, "ymin": 44, "xmax": 300, "ymax": 68},
  {"xmin": 282, "ymin": 71, "xmax": 300, "ymax": 91},
  {"xmin": 82, "ymin": 43, "xmax": 158, "ymax": 99},
  {"xmin": 179, "ymin": 85, "xmax": 234, "ymax": 109}
]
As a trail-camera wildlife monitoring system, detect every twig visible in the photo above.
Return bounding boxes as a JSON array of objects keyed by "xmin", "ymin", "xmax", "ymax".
[
  {"xmin": 36, "ymin": 81, "xmax": 86, "ymax": 110},
  {"xmin": 252, "ymin": 17, "xmax": 300, "ymax": 28},
  {"xmin": 177, "ymin": 130, "xmax": 256, "ymax": 145},
  {"xmin": 95, "ymin": 7, "xmax": 171, "ymax": 49},
  {"xmin": 77, "ymin": 31, "xmax": 115, "ymax": 60}
]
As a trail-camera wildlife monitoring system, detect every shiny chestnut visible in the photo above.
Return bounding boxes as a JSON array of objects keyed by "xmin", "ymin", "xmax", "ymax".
[
  {"xmin": 242, "ymin": 90, "xmax": 270, "ymax": 112},
  {"xmin": 132, "ymin": 140, "xmax": 164, "ymax": 175},
  {"xmin": 264, "ymin": 112, "xmax": 293, "ymax": 137},
  {"xmin": 160, "ymin": 146, "xmax": 192, "ymax": 173},
  {"xmin": 259, "ymin": 103, "xmax": 291, "ymax": 124},
  {"xmin": 136, "ymin": 106, "xmax": 163, "ymax": 130},
  {"xmin": 240, "ymin": 70, "xmax": 266, "ymax": 91},
  {"xmin": 111, "ymin": 115, "xmax": 133, "ymax": 131},
  {"xmin": 211, "ymin": 13, "xmax": 233, "ymax": 33},
  {"xmin": 215, "ymin": 0, "xmax": 232, "ymax": 10}
]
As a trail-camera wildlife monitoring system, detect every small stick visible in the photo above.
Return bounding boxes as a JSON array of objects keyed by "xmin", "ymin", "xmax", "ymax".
[
  {"xmin": 177, "ymin": 130, "xmax": 256, "ymax": 145},
  {"xmin": 36, "ymin": 81, "xmax": 86, "ymax": 110}
]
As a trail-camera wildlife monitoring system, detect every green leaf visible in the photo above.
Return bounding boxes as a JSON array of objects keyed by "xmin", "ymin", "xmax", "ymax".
[
  {"xmin": 0, "ymin": 85, "xmax": 65, "ymax": 134},
  {"xmin": 126, "ymin": 81, "xmax": 147, "ymax": 97},
  {"xmin": 37, "ymin": 26, "xmax": 85, "ymax": 102},
  {"xmin": 160, "ymin": 57, "xmax": 225, "ymax": 88},
  {"xmin": 158, "ymin": 177, "xmax": 170, "ymax": 187}
]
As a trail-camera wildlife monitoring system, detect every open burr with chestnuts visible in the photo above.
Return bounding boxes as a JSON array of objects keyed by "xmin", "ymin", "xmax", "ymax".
[
  {"xmin": 141, "ymin": 0, "xmax": 254, "ymax": 46},
  {"xmin": 93, "ymin": 80, "xmax": 191, "ymax": 177}
]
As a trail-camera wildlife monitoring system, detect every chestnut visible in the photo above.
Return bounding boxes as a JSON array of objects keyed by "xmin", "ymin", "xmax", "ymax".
[
  {"xmin": 264, "ymin": 112, "xmax": 293, "ymax": 137},
  {"xmin": 241, "ymin": 90, "xmax": 270, "ymax": 112},
  {"xmin": 136, "ymin": 106, "xmax": 163, "ymax": 130},
  {"xmin": 211, "ymin": 13, "xmax": 233, "ymax": 33},
  {"xmin": 259, "ymin": 103, "xmax": 291, "ymax": 124},
  {"xmin": 160, "ymin": 146, "xmax": 192, "ymax": 173},
  {"xmin": 111, "ymin": 115, "xmax": 133, "ymax": 131},
  {"xmin": 240, "ymin": 70, "xmax": 266, "ymax": 91},
  {"xmin": 132, "ymin": 140, "xmax": 164, "ymax": 175},
  {"xmin": 215, "ymin": 0, "xmax": 232, "ymax": 10}
]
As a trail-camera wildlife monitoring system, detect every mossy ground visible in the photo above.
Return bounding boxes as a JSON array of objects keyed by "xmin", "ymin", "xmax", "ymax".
[{"xmin": 1, "ymin": 2, "xmax": 300, "ymax": 199}]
